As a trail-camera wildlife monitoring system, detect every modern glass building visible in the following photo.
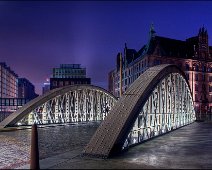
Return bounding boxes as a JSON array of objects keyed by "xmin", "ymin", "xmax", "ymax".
[
  {"xmin": 42, "ymin": 82, "xmax": 50, "ymax": 95},
  {"xmin": 53, "ymin": 64, "xmax": 86, "ymax": 78}
]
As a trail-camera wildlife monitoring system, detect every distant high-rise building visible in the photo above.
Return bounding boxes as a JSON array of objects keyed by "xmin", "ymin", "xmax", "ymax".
[
  {"xmin": 42, "ymin": 81, "xmax": 50, "ymax": 95},
  {"xmin": 50, "ymin": 64, "xmax": 91, "ymax": 90},
  {"xmin": 109, "ymin": 25, "xmax": 212, "ymax": 121},
  {"xmin": 53, "ymin": 64, "xmax": 87, "ymax": 78},
  {"xmin": 0, "ymin": 62, "xmax": 18, "ymax": 98},
  {"xmin": 18, "ymin": 78, "xmax": 38, "ymax": 100},
  {"xmin": 0, "ymin": 63, "xmax": 39, "ymax": 122},
  {"xmin": 0, "ymin": 62, "xmax": 19, "ymax": 121}
]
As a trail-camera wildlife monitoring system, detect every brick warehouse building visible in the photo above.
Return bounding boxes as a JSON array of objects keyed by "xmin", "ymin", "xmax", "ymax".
[{"xmin": 108, "ymin": 25, "xmax": 212, "ymax": 121}]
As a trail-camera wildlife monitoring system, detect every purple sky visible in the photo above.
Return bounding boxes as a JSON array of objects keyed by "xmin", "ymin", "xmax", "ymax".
[{"xmin": 1, "ymin": 1, "xmax": 212, "ymax": 95}]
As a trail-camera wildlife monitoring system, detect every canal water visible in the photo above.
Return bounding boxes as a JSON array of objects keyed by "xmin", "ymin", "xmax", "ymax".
[
  {"xmin": 1, "ymin": 121, "xmax": 212, "ymax": 169},
  {"xmin": 0, "ymin": 122, "xmax": 100, "ymax": 169}
]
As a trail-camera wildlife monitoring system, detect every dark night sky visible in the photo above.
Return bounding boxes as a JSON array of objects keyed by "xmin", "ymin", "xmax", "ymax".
[{"xmin": 1, "ymin": 1, "xmax": 212, "ymax": 95}]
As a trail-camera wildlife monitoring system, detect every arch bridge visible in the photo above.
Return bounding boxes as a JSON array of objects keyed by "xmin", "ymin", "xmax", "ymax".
[
  {"xmin": 84, "ymin": 64, "xmax": 196, "ymax": 158},
  {"xmin": 0, "ymin": 85, "xmax": 117, "ymax": 128},
  {"xmin": 0, "ymin": 64, "xmax": 196, "ymax": 158}
]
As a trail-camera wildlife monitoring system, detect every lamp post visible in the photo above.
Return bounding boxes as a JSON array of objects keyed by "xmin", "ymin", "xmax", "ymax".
[
  {"xmin": 119, "ymin": 53, "xmax": 122, "ymax": 97},
  {"xmin": 199, "ymin": 91, "xmax": 204, "ymax": 121}
]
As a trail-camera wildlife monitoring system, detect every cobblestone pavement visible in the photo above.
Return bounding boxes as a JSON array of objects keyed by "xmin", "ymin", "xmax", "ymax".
[
  {"xmin": 0, "ymin": 129, "xmax": 30, "ymax": 169},
  {"xmin": 0, "ymin": 122, "xmax": 99, "ymax": 169},
  {"xmin": 17, "ymin": 122, "xmax": 212, "ymax": 169}
]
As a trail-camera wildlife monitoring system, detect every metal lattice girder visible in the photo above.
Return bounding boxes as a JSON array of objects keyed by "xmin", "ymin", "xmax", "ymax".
[
  {"xmin": 122, "ymin": 73, "xmax": 195, "ymax": 149},
  {"xmin": 83, "ymin": 64, "xmax": 196, "ymax": 158},
  {"xmin": 0, "ymin": 85, "xmax": 117, "ymax": 128}
]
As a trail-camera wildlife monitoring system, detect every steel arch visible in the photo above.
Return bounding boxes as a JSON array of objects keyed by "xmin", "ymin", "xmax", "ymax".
[
  {"xmin": 83, "ymin": 64, "xmax": 196, "ymax": 158},
  {"xmin": 0, "ymin": 85, "xmax": 117, "ymax": 128}
]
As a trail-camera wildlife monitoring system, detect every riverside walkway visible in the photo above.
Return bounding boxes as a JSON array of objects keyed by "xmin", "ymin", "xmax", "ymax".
[{"xmin": 17, "ymin": 121, "xmax": 212, "ymax": 169}]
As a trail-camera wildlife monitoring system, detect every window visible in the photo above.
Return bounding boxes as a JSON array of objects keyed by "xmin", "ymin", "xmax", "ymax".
[
  {"xmin": 154, "ymin": 59, "xmax": 161, "ymax": 65},
  {"xmin": 195, "ymin": 65, "xmax": 199, "ymax": 71},
  {"xmin": 209, "ymin": 85, "xmax": 212, "ymax": 92},
  {"xmin": 209, "ymin": 76, "xmax": 212, "ymax": 82},
  {"xmin": 203, "ymin": 66, "xmax": 206, "ymax": 72},
  {"xmin": 185, "ymin": 64, "xmax": 190, "ymax": 71},
  {"xmin": 125, "ymin": 79, "xmax": 127, "ymax": 86},
  {"xmin": 195, "ymin": 74, "xmax": 198, "ymax": 81},
  {"xmin": 195, "ymin": 84, "xmax": 198, "ymax": 91},
  {"xmin": 202, "ymin": 74, "xmax": 205, "ymax": 81},
  {"xmin": 195, "ymin": 94, "xmax": 198, "ymax": 102},
  {"xmin": 53, "ymin": 81, "xmax": 57, "ymax": 87},
  {"xmin": 186, "ymin": 73, "xmax": 189, "ymax": 80},
  {"xmin": 59, "ymin": 81, "xmax": 63, "ymax": 87}
]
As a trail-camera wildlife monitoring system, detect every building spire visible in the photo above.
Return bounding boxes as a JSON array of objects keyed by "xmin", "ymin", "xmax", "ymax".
[
  {"xmin": 143, "ymin": 23, "xmax": 156, "ymax": 56},
  {"xmin": 149, "ymin": 22, "xmax": 156, "ymax": 38}
]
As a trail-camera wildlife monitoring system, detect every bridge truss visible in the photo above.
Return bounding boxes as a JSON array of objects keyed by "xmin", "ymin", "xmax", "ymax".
[
  {"xmin": 122, "ymin": 73, "xmax": 195, "ymax": 149},
  {"xmin": 0, "ymin": 85, "xmax": 117, "ymax": 127},
  {"xmin": 84, "ymin": 64, "xmax": 196, "ymax": 158},
  {"xmin": 20, "ymin": 88, "xmax": 116, "ymax": 125}
]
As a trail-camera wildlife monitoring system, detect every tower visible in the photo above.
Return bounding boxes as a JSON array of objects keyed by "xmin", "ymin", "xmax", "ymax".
[{"xmin": 198, "ymin": 26, "xmax": 209, "ymax": 60}]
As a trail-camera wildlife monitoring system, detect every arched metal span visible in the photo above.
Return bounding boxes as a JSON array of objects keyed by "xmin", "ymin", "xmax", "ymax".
[
  {"xmin": 83, "ymin": 64, "xmax": 196, "ymax": 158},
  {"xmin": 0, "ymin": 85, "xmax": 117, "ymax": 128}
]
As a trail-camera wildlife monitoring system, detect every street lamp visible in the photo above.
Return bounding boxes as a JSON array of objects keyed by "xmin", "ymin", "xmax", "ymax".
[{"xmin": 119, "ymin": 53, "xmax": 122, "ymax": 97}]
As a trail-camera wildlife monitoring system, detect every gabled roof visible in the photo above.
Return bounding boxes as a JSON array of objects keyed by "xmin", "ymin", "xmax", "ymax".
[
  {"xmin": 122, "ymin": 27, "xmax": 212, "ymax": 66},
  {"xmin": 147, "ymin": 36, "xmax": 187, "ymax": 58}
]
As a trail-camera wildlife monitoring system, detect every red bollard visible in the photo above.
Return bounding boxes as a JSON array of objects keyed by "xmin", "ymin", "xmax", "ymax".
[{"xmin": 30, "ymin": 124, "xmax": 40, "ymax": 169}]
